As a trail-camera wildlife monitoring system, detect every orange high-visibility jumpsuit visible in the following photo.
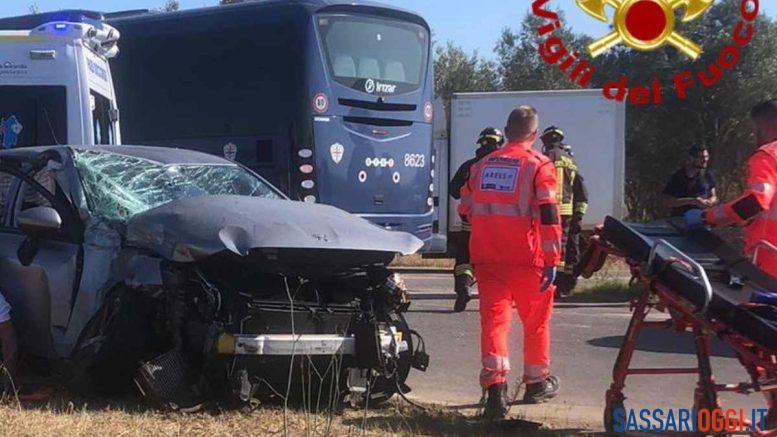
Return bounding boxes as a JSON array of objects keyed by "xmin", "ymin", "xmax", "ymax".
[
  {"xmin": 704, "ymin": 140, "xmax": 777, "ymax": 411},
  {"xmin": 705, "ymin": 141, "xmax": 777, "ymax": 273},
  {"xmin": 458, "ymin": 140, "xmax": 562, "ymax": 388}
]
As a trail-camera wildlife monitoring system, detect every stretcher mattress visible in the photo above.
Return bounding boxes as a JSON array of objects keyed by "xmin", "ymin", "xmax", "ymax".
[{"xmin": 600, "ymin": 216, "xmax": 777, "ymax": 351}]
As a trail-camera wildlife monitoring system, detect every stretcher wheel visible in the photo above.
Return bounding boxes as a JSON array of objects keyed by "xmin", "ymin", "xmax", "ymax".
[{"xmin": 603, "ymin": 395, "xmax": 625, "ymax": 432}]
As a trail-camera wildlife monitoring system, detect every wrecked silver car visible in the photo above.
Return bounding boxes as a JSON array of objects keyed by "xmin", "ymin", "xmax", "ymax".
[{"xmin": 0, "ymin": 146, "xmax": 427, "ymax": 406}]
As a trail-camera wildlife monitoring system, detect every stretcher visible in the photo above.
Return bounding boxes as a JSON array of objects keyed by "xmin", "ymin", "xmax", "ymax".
[{"xmin": 580, "ymin": 216, "xmax": 777, "ymax": 434}]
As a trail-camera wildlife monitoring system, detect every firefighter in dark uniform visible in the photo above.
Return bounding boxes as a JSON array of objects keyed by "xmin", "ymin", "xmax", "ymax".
[
  {"xmin": 449, "ymin": 127, "xmax": 505, "ymax": 312},
  {"xmin": 541, "ymin": 126, "xmax": 589, "ymax": 297}
]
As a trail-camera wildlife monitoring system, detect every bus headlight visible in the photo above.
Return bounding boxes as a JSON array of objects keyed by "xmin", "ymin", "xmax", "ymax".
[
  {"xmin": 301, "ymin": 180, "xmax": 315, "ymax": 190},
  {"xmin": 304, "ymin": 195, "xmax": 317, "ymax": 203},
  {"xmin": 300, "ymin": 164, "xmax": 314, "ymax": 174}
]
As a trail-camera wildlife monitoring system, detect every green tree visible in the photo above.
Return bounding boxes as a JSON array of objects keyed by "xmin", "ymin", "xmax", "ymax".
[
  {"xmin": 496, "ymin": 10, "xmax": 592, "ymax": 91},
  {"xmin": 163, "ymin": 0, "xmax": 180, "ymax": 12},
  {"xmin": 434, "ymin": 42, "xmax": 499, "ymax": 126},
  {"xmin": 434, "ymin": 42, "xmax": 498, "ymax": 101},
  {"xmin": 588, "ymin": 2, "xmax": 777, "ymax": 220}
]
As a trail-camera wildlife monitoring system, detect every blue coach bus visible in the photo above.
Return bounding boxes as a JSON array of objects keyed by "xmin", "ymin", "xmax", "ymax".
[{"xmin": 107, "ymin": 0, "xmax": 438, "ymax": 245}]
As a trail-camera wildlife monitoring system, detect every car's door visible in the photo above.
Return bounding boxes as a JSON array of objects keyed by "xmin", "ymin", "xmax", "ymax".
[{"xmin": 0, "ymin": 161, "xmax": 83, "ymax": 358}]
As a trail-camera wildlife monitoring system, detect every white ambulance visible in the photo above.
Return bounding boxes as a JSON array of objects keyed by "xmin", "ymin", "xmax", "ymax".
[{"xmin": 0, "ymin": 11, "xmax": 120, "ymax": 148}]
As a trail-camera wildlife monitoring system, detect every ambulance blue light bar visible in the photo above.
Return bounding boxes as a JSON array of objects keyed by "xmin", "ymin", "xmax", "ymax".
[{"xmin": 0, "ymin": 10, "xmax": 105, "ymax": 31}]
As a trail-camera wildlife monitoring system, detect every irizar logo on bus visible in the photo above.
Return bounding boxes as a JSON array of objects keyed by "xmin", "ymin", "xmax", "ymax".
[{"xmin": 365, "ymin": 78, "xmax": 397, "ymax": 95}]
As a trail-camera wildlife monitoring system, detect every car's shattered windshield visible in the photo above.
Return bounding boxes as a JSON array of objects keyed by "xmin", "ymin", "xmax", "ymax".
[{"xmin": 73, "ymin": 149, "xmax": 282, "ymax": 221}]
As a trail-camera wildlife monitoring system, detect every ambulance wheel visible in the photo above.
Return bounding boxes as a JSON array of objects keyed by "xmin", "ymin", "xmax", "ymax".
[{"xmin": 603, "ymin": 396, "xmax": 625, "ymax": 433}]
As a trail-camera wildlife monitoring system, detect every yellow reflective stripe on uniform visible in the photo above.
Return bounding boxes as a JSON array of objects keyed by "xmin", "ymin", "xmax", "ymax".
[
  {"xmin": 556, "ymin": 166, "xmax": 564, "ymax": 203},
  {"xmin": 472, "ymin": 202, "xmax": 525, "ymax": 217},
  {"xmin": 555, "ymin": 156, "xmax": 578, "ymax": 171},
  {"xmin": 559, "ymin": 204, "xmax": 573, "ymax": 216},
  {"xmin": 461, "ymin": 221, "xmax": 472, "ymax": 231},
  {"xmin": 454, "ymin": 264, "xmax": 474, "ymax": 277},
  {"xmin": 574, "ymin": 202, "xmax": 588, "ymax": 215}
]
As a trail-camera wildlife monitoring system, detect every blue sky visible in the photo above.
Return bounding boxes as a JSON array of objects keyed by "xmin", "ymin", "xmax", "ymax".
[{"xmin": 4, "ymin": 1, "xmax": 776, "ymax": 57}]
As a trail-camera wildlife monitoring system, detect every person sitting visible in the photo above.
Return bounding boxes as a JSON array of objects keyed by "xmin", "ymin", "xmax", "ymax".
[{"xmin": 663, "ymin": 145, "xmax": 718, "ymax": 217}]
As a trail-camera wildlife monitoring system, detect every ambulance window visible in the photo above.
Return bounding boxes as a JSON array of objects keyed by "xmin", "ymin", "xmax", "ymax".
[
  {"xmin": 0, "ymin": 86, "xmax": 67, "ymax": 147},
  {"xmin": 91, "ymin": 91, "xmax": 115, "ymax": 145}
]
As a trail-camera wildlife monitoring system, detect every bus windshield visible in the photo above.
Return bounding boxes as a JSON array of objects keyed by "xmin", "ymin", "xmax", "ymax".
[{"xmin": 317, "ymin": 14, "xmax": 429, "ymax": 95}]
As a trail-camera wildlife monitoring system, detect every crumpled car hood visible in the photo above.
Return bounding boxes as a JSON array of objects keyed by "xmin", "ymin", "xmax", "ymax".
[{"xmin": 125, "ymin": 195, "xmax": 423, "ymax": 263}]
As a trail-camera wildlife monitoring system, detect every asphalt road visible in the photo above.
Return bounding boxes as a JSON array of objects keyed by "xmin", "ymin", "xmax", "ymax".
[{"xmin": 401, "ymin": 273, "xmax": 764, "ymax": 430}]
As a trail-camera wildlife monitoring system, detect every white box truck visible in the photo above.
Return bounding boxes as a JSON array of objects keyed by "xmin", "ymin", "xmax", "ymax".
[
  {"xmin": 0, "ymin": 11, "xmax": 121, "ymax": 148},
  {"xmin": 437, "ymin": 90, "xmax": 626, "ymax": 243}
]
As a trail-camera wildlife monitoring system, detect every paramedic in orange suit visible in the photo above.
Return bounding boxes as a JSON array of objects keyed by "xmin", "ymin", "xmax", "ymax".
[
  {"xmin": 684, "ymin": 99, "xmax": 777, "ymax": 428},
  {"xmin": 458, "ymin": 106, "xmax": 562, "ymax": 420}
]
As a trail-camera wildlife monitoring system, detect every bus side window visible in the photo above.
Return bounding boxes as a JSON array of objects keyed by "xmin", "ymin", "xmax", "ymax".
[{"xmin": 91, "ymin": 91, "xmax": 115, "ymax": 145}]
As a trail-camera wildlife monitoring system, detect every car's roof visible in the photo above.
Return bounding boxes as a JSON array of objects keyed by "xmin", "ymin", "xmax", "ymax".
[{"xmin": 0, "ymin": 145, "xmax": 235, "ymax": 166}]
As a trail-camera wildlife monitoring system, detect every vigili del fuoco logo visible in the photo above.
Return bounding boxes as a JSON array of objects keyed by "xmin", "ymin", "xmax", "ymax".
[{"xmin": 531, "ymin": 0, "xmax": 760, "ymax": 105}]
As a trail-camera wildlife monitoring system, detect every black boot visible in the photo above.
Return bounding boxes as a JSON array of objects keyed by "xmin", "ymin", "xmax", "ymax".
[
  {"xmin": 453, "ymin": 274, "xmax": 473, "ymax": 312},
  {"xmin": 482, "ymin": 382, "xmax": 508, "ymax": 420},
  {"xmin": 523, "ymin": 375, "xmax": 560, "ymax": 404},
  {"xmin": 554, "ymin": 274, "xmax": 574, "ymax": 298}
]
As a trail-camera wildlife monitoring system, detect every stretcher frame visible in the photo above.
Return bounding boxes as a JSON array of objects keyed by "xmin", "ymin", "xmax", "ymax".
[{"xmin": 583, "ymin": 233, "xmax": 777, "ymax": 435}]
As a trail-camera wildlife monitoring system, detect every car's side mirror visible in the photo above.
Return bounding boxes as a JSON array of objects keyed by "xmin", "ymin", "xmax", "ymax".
[
  {"xmin": 16, "ymin": 207, "xmax": 61, "ymax": 267},
  {"xmin": 18, "ymin": 207, "xmax": 62, "ymax": 236}
]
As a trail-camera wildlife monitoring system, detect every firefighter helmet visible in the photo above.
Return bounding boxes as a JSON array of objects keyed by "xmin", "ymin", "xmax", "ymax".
[
  {"xmin": 541, "ymin": 126, "xmax": 565, "ymax": 146},
  {"xmin": 477, "ymin": 127, "xmax": 505, "ymax": 150}
]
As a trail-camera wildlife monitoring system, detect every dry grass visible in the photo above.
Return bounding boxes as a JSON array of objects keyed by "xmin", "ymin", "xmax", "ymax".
[
  {"xmin": 0, "ymin": 395, "xmax": 581, "ymax": 436},
  {"xmin": 561, "ymin": 279, "xmax": 641, "ymax": 303},
  {"xmin": 391, "ymin": 255, "xmax": 454, "ymax": 269}
]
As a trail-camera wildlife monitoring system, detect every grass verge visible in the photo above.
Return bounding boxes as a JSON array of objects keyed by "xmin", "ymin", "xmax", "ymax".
[
  {"xmin": 560, "ymin": 279, "xmax": 641, "ymax": 303},
  {"xmin": 0, "ymin": 396, "xmax": 588, "ymax": 436}
]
